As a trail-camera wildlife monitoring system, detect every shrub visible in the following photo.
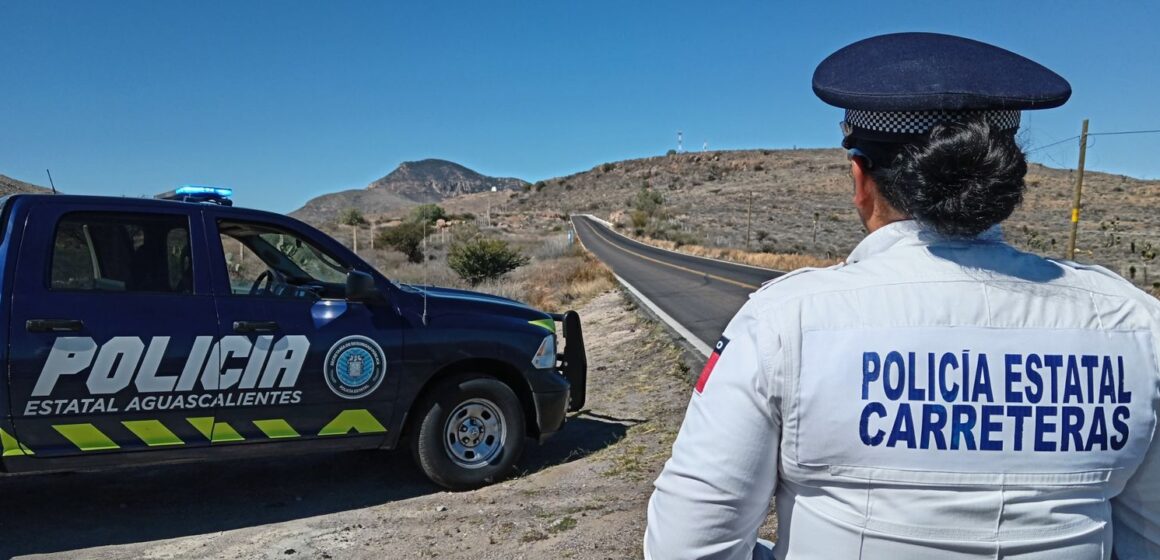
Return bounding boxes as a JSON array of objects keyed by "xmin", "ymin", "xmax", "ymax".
[
  {"xmin": 631, "ymin": 186, "xmax": 664, "ymax": 217},
  {"xmin": 338, "ymin": 208, "xmax": 368, "ymax": 227},
  {"xmin": 410, "ymin": 204, "xmax": 447, "ymax": 225},
  {"xmin": 448, "ymin": 237, "xmax": 530, "ymax": 285},
  {"xmin": 338, "ymin": 208, "xmax": 369, "ymax": 252},
  {"xmin": 630, "ymin": 210, "xmax": 649, "ymax": 229},
  {"xmin": 378, "ymin": 222, "xmax": 427, "ymax": 263}
]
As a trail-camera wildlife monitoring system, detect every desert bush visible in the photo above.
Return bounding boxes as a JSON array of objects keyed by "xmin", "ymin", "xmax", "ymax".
[
  {"xmin": 651, "ymin": 227, "xmax": 702, "ymax": 248},
  {"xmin": 630, "ymin": 210, "xmax": 649, "ymax": 230},
  {"xmin": 448, "ymin": 237, "xmax": 530, "ymax": 285},
  {"xmin": 410, "ymin": 204, "xmax": 447, "ymax": 225},
  {"xmin": 338, "ymin": 208, "xmax": 368, "ymax": 227},
  {"xmin": 378, "ymin": 222, "xmax": 427, "ymax": 263},
  {"xmin": 338, "ymin": 208, "xmax": 369, "ymax": 251},
  {"xmin": 632, "ymin": 186, "xmax": 665, "ymax": 217}
]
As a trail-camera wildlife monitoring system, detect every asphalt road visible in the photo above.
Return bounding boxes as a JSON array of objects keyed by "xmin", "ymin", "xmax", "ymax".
[{"xmin": 571, "ymin": 215, "xmax": 783, "ymax": 355}]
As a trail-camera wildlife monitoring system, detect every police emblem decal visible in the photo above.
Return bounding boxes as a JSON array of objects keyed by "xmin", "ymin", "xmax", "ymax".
[{"xmin": 324, "ymin": 336, "xmax": 387, "ymax": 399}]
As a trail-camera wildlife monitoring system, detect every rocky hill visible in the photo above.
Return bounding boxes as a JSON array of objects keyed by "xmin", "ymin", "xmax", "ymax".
[
  {"xmin": 292, "ymin": 159, "xmax": 526, "ymax": 225},
  {"xmin": 0, "ymin": 174, "xmax": 51, "ymax": 195},
  {"xmin": 507, "ymin": 149, "xmax": 1160, "ymax": 287}
]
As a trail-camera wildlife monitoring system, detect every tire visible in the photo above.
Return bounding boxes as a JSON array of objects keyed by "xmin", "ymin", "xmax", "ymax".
[{"xmin": 410, "ymin": 374, "xmax": 526, "ymax": 490}]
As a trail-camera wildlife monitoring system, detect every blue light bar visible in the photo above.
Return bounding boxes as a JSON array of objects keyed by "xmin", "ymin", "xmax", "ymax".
[
  {"xmin": 175, "ymin": 185, "xmax": 233, "ymax": 198},
  {"xmin": 155, "ymin": 185, "xmax": 234, "ymax": 206}
]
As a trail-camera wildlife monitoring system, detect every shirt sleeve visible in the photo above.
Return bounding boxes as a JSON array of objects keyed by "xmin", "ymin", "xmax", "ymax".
[
  {"xmin": 644, "ymin": 300, "xmax": 782, "ymax": 560},
  {"xmin": 1112, "ymin": 404, "xmax": 1160, "ymax": 558}
]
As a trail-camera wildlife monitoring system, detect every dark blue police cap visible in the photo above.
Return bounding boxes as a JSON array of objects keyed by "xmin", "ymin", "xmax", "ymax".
[{"xmin": 813, "ymin": 32, "xmax": 1071, "ymax": 145}]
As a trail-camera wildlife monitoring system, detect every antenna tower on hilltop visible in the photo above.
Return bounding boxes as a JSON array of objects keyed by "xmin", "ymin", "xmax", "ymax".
[{"xmin": 677, "ymin": 131, "xmax": 684, "ymax": 153}]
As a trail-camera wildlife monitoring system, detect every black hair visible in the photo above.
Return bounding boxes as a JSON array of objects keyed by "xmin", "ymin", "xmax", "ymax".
[{"xmin": 858, "ymin": 118, "xmax": 1028, "ymax": 238}]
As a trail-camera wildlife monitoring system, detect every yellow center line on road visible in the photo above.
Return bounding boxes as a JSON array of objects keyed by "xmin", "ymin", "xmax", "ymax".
[{"xmin": 578, "ymin": 219, "xmax": 760, "ymax": 291}]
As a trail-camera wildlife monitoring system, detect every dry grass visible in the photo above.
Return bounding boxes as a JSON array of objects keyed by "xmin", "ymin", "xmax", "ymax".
[
  {"xmin": 639, "ymin": 236, "xmax": 842, "ymax": 270},
  {"xmin": 516, "ymin": 251, "xmax": 616, "ymax": 312}
]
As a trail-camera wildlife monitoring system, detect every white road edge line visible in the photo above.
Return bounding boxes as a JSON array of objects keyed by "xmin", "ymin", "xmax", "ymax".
[
  {"xmin": 575, "ymin": 213, "xmax": 785, "ymax": 274},
  {"xmin": 613, "ymin": 273, "xmax": 713, "ymax": 358},
  {"xmin": 571, "ymin": 215, "xmax": 712, "ymax": 357}
]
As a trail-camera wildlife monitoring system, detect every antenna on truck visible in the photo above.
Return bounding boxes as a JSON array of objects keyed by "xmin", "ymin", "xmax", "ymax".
[
  {"xmin": 421, "ymin": 221, "xmax": 429, "ymax": 326},
  {"xmin": 45, "ymin": 169, "xmax": 58, "ymax": 194}
]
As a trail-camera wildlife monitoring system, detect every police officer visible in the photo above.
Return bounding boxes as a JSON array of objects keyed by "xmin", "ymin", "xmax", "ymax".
[{"xmin": 645, "ymin": 32, "xmax": 1160, "ymax": 559}]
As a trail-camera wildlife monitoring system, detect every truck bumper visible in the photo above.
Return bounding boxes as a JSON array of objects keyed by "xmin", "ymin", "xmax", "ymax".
[
  {"xmin": 529, "ymin": 309, "xmax": 587, "ymax": 443},
  {"xmin": 532, "ymin": 388, "xmax": 570, "ymax": 442},
  {"xmin": 550, "ymin": 310, "xmax": 588, "ymax": 412}
]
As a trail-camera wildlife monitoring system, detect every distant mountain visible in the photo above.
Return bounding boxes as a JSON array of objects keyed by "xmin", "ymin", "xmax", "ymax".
[
  {"xmin": 0, "ymin": 174, "xmax": 51, "ymax": 195},
  {"xmin": 292, "ymin": 159, "xmax": 527, "ymax": 225}
]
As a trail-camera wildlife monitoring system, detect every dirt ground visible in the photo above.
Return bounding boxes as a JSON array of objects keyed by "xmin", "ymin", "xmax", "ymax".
[{"xmin": 0, "ymin": 290, "xmax": 732, "ymax": 560}]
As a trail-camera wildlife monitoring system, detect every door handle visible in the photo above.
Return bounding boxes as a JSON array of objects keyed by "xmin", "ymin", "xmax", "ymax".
[
  {"xmin": 233, "ymin": 320, "xmax": 280, "ymax": 333},
  {"xmin": 26, "ymin": 319, "xmax": 84, "ymax": 333}
]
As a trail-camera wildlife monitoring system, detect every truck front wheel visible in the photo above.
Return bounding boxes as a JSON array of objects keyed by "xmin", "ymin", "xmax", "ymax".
[{"xmin": 410, "ymin": 374, "xmax": 526, "ymax": 490}]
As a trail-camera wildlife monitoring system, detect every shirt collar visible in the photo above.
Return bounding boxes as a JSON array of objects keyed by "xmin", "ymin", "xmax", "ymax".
[{"xmin": 845, "ymin": 220, "xmax": 1004, "ymax": 265}]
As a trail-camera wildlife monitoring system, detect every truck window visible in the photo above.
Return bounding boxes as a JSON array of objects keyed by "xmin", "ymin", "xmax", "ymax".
[
  {"xmin": 218, "ymin": 220, "xmax": 349, "ymax": 298},
  {"xmin": 50, "ymin": 212, "xmax": 192, "ymax": 293}
]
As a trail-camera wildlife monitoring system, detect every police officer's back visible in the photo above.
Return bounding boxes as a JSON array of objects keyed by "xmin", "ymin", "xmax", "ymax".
[{"xmin": 645, "ymin": 33, "xmax": 1160, "ymax": 560}]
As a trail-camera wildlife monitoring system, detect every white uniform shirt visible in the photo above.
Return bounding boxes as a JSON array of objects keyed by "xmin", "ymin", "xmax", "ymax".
[{"xmin": 645, "ymin": 220, "xmax": 1160, "ymax": 560}]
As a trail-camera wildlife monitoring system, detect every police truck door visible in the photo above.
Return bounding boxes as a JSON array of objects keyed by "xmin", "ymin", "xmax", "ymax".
[
  {"xmin": 205, "ymin": 215, "xmax": 401, "ymax": 448},
  {"xmin": 8, "ymin": 202, "xmax": 218, "ymax": 457}
]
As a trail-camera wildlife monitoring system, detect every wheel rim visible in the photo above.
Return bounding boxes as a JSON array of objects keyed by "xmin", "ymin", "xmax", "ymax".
[{"xmin": 443, "ymin": 398, "xmax": 507, "ymax": 469}]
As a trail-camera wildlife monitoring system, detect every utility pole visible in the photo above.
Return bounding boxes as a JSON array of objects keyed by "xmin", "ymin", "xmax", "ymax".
[
  {"xmin": 745, "ymin": 191, "xmax": 753, "ymax": 250},
  {"xmin": 487, "ymin": 186, "xmax": 497, "ymax": 227},
  {"xmin": 813, "ymin": 211, "xmax": 820, "ymax": 246},
  {"xmin": 1065, "ymin": 119, "xmax": 1090, "ymax": 260}
]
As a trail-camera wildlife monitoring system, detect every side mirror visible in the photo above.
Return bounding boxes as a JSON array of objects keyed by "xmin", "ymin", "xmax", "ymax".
[{"xmin": 346, "ymin": 270, "xmax": 380, "ymax": 302}]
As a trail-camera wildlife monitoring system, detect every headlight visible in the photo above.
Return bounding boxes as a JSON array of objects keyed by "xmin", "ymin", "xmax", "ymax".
[{"xmin": 531, "ymin": 334, "xmax": 556, "ymax": 369}]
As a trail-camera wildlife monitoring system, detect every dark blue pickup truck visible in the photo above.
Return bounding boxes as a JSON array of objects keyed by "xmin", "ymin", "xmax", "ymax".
[{"xmin": 0, "ymin": 188, "xmax": 586, "ymax": 489}]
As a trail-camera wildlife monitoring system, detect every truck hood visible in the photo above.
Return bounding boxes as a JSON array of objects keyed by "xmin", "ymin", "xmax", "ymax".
[{"xmin": 400, "ymin": 284, "xmax": 550, "ymax": 322}]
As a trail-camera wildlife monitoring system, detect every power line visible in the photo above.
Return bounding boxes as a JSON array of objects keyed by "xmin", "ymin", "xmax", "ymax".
[
  {"xmin": 1088, "ymin": 129, "xmax": 1160, "ymax": 137},
  {"xmin": 1026, "ymin": 135, "xmax": 1080, "ymax": 153},
  {"xmin": 1026, "ymin": 128, "xmax": 1160, "ymax": 154}
]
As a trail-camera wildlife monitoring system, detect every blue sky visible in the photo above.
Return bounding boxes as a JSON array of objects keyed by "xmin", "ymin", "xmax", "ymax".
[{"xmin": 3, "ymin": 1, "xmax": 1158, "ymax": 213}]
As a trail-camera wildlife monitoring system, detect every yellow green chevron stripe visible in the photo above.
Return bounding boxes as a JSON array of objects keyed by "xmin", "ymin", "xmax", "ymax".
[
  {"xmin": 0, "ymin": 428, "xmax": 33, "ymax": 456},
  {"xmin": 529, "ymin": 318, "xmax": 555, "ymax": 333},
  {"xmin": 186, "ymin": 417, "xmax": 245, "ymax": 443},
  {"xmin": 122, "ymin": 420, "xmax": 184, "ymax": 447},
  {"xmin": 54, "ymin": 424, "xmax": 119, "ymax": 451},
  {"xmin": 253, "ymin": 419, "xmax": 300, "ymax": 439},
  {"xmin": 318, "ymin": 409, "xmax": 387, "ymax": 436}
]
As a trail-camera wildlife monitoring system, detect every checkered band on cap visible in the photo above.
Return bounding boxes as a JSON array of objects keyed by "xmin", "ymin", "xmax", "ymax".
[{"xmin": 844, "ymin": 109, "xmax": 1021, "ymax": 135}]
